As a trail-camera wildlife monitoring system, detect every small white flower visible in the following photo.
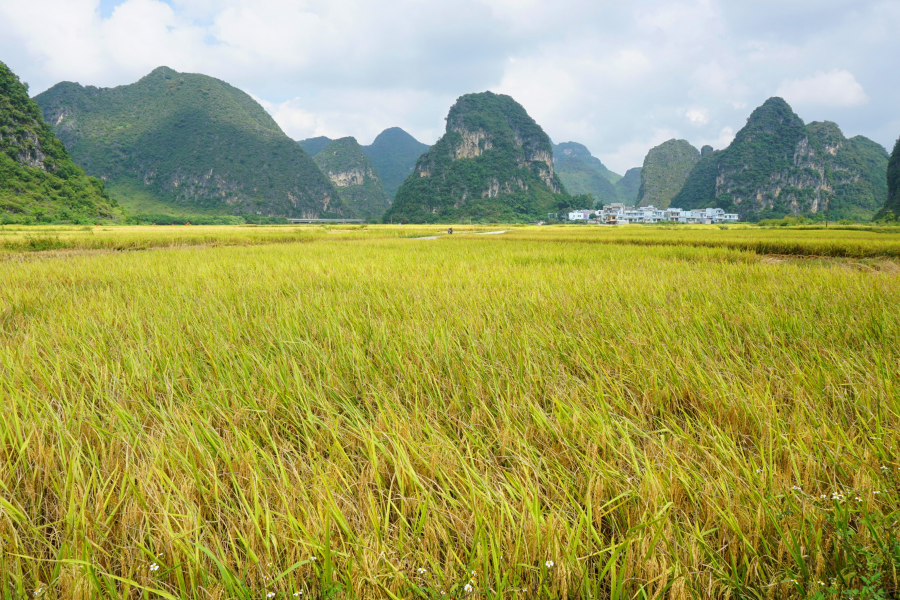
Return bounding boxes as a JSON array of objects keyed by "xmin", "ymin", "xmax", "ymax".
[
  {"xmin": 881, "ymin": 465, "xmax": 888, "ymax": 470},
  {"xmin": 756, "ymin": 468, "xmax": 763, "ymax": 473},
  {"xmin": 818, "ymin": 581, "xmax": 825, "ymax": 586},
  {"xmin": 545, "ymin": 560, "xmax": 554, "ymax": 568},
  {"xmin": 294, "ymin": 593, "xmax": 303, "ymax": 598},
  {"xmin": 856, "ymin": 496, "xmax": 862, "ymax": 501},
  {"xmin": 267, "ymin": 592, "xmax": 275, "ymax": 599},
  {"xmin": 310, "ymin": 556, "xmax": 317, "ymax": 561},
  {"xmin": 464, "ymin": 583, "xmax": 473, "ymax": 593},
  {"xmin": 470, "ymin": 570, "xmax": 476, "ymax": 576},
  {"xmin": 791, "ymin": 486, "xmax": 801, "ymax": 491},
  {"xmin": 149, "ymin": 563, "xmax": 160, "ymax": 572},
  {"xmin": 417, "ymin": 567, "xmax": 427, "ymax": 575},
  {"xmin": 34, "ymin": 589, "xmax": 42, "ymax": 597}
]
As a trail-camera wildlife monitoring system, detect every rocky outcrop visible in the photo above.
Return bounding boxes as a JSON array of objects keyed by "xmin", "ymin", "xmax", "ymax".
[
  {"xmin": 637, "ymin": 139, "xmax": 700, "ymax": 208},
  {"xmin": 385, "ymin": 92, "xmax": 568, "ymax": 223}
]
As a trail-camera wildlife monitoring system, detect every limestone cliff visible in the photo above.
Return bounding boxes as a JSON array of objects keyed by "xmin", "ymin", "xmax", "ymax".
[
  {"xmin": 313, "ymin": 137, "xmax": 390, "ymax": 221},
  {"xmin": 385, "ymin": 92, "xmax": 568, "ymax": 223}
]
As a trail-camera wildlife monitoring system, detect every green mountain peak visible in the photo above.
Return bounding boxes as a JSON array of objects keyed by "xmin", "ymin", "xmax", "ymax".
[
  {"xmin": 362, "ymin": 128, "xmax": 431, "ymax": 200},
  {"xmin": 34, "ymin": 66, "xmax": 346, "ymax": 219}
]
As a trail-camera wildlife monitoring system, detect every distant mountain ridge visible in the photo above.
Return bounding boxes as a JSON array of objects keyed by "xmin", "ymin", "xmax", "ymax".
[
  {"xmin": 671, "ymin": 98, "xmax": 889, "ymax": 220},
  {"xmin": 298, "ymin": 127, "xmax": 431, "ymax": 201},
  {"xmin": 35, "ymin": 66, "xmax": 346, "ymax": 218},
  {"xmin": 1, "ymin": 60, "xmax": 118, "ymax": 222},
  {"xmin": 385, "ymin": 92, "xmax": 569, "ymax": 223},
  {"xmin": 313, "ymin": 137, "xmax": 390, "ymax": 221}
]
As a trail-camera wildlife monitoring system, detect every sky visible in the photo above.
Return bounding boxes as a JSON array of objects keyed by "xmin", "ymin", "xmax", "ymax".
[{"xmin": 1, "ymin": 0, "xmax": 898, "ymax": 174}]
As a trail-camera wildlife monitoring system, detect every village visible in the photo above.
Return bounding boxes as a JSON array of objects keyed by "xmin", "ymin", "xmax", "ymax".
[{"xmin": 565, "ymin": 204, "xmax": 740, "ymax": 224}]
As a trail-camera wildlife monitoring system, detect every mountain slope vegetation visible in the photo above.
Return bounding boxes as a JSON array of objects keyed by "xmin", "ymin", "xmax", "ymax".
[
  {"xmin": 385, "ymin": 92, "xmax": 569, "ymax": 223},
  {"xmin": 672, "ymin": 98, "xmax": 889, "ymax": 220},
  {"xmin": 637, "ymin": 139, "xmax": 700, "ymax": 209},
  {"xmin": 552, "ymin": 141, "xmax": 620, "ymax": 206},
  {"xmin": 0, "ymin": 60, "xmax": 117, "ymax": 223},
  {"xmin": 313, "ymin": 137, "xmax": 391, "ymax": 221},
  {"xmin": 35, "ymin": 67, "xmax": 346, "ymax": 219}
]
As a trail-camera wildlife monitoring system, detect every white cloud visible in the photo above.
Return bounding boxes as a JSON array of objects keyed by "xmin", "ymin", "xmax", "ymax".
[
  {"xmin": 685, "ymin": 108, "xmax": 710, "ymax": 126},
  {"xmin": 776, "ymin": 69, "xmax": 869, "ymax": 108}
]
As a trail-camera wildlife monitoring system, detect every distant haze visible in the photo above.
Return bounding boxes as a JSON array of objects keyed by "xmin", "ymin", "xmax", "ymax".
[{"xmin": 2, "ymin": 0, "xmax": 898, "ymax": 174}]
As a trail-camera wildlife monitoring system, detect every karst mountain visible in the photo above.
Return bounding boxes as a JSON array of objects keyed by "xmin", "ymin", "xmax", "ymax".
[
  {"xmin": 385, "ymin": 92, "xmax": 569, "ymax": 223},
  {"xmin": 671, "ymin": 97, "xmax": 889, "ymax": 220}
]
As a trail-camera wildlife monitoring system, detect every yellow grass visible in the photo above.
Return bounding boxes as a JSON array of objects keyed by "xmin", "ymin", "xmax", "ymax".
[{"xmin": 0, "ymin": 225, "xmax": 897, "ymax": 599}]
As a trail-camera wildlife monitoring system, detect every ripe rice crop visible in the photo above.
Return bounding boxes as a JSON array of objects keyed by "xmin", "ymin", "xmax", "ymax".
[{"xmin": 0, "ymin": 225, "xmax": 898, "ymax": 599}]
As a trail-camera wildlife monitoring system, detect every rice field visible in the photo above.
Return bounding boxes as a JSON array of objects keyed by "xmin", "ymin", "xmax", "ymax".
[{"xmin": 0, "ymin": 225, "xmax": 898, "ymax": 599}]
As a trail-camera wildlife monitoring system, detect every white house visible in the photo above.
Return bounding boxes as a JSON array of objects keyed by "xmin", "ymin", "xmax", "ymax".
[{"xmin": 568, "ymin": 209, "xmax": 593, "ymax": 221}]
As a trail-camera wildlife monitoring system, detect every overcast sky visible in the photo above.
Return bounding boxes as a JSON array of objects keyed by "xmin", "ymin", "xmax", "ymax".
[{"xmin": 2, "ymin": 0, "xmax": 898, "ymax": 173}]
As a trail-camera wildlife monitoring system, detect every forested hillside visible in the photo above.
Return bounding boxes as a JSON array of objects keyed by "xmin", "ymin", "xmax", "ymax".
[
  {"xmin": 35, "ymin": 67, "xmax": 346, "ymax": 219},
  {"xmin": 672, "ymin": 98, "xmax": 889, "ymax": 220},
  {"xmin": 313, "ymin": 137, "xmax": 391, "ymax": 221},
  {"xmin": 0, "ymin": 60, "xmax": 118, "ymax": 223},
  {"xmin": 384, "ymin": 92, "xmax": 569, "ymax": 223}
]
